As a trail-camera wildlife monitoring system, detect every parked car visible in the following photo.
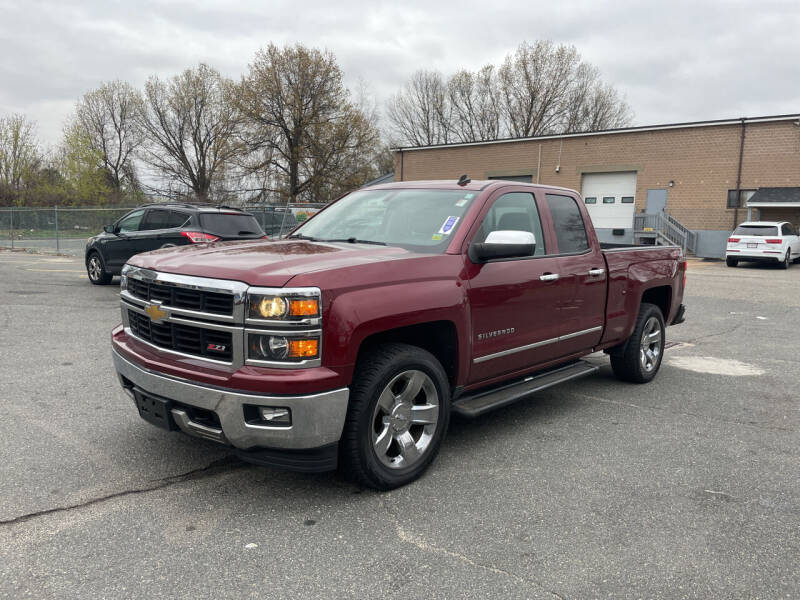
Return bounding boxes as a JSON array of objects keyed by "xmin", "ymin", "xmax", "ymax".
[
  {"xmin": 725, "ymin": 221, "xmax": 800, "ymax": 268},
  {"xmin": 110, "ymin": 180, "xmax": 686, "ymax": 489},
  {"xmin": 85, "ymin": 204, "xmax": 265, "ymax": 284}
]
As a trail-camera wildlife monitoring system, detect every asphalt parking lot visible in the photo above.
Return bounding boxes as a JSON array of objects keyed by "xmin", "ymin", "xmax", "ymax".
[{"xmin": 1, "ymin": 251, "xmax": 798, "ymax": 599}]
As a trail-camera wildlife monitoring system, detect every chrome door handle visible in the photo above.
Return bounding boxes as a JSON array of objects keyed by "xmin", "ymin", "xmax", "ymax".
[
  {"xmin": 588, "ymin": 268, "xmax": 605, "ymax": 276},
  {"xmin": 539, "ymin": 273, "xmax": 560, "ymax": 281}
]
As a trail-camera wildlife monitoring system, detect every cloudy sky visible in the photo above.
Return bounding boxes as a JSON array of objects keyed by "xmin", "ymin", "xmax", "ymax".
[{"xmin": 2, "ymin": 0, "xmax": 799, "ymax": 146}]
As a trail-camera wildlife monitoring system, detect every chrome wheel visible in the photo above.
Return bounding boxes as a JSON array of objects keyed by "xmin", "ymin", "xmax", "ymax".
[
  {"xmin": 639, "ymin": 316, "xmax": 662, "ymax": 373},
  {"xmin": 371, "ymin": 369, "xmax": 439, "ymax": 470},
  {"xmin": 88, "ymin": 256, "xmax": 102, "ymax": 281}
]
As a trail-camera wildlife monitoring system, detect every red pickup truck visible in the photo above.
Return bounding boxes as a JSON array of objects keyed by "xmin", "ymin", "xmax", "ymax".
[{"xmin": 111, "ymin": 179, "xmax": 686, "ymax": 489}]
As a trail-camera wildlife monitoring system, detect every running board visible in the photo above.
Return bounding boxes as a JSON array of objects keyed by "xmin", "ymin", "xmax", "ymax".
[{"xmin": 452, "ymin": 361, "xmax": 599, "ymax": 418}]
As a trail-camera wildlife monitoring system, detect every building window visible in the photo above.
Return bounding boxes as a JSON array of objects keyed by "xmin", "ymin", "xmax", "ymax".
[
  {"xmin": 603, "ymin": 197, "xmax": 615, "ymax": 204},
  {"xmin": 584, "ymin": 197, "xmax": 597, "ymax": 204},
  {"xmin": 727, "ymin": 189, "xmax": 756, "ymax": 209},
  {"xmin": 621, "ymin": 196, "xmax": 634, "ymax": 204}
]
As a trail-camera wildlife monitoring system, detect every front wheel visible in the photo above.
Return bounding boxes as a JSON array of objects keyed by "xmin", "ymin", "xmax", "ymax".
[
  {"xmin": 86, "ymin": 252, "xmax": 113, "ymax": 285},
  {"xmin": 339, "ymin": 343, "xmax": 450, "ymax": 490},
  {"xmin": 726, "ymin": 257, "xmax": 738, "ymax": 267},
  {"xmin": 610, "ymin": 302, "xmax": 666, "ymax": 383}
]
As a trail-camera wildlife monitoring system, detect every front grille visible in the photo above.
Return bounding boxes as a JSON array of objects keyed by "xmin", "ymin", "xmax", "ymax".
[
  {"xmin": 128, "ymin": 278, "xmax": 234, "ymax": 316},
  {"xmin": 128, "ymin": 310, "xmax": 233, "ymax": 362}
]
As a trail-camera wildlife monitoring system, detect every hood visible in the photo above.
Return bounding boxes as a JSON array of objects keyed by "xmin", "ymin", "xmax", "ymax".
[{"xmin": 128, "ymin": 239, "xmax": 416, "ymax": 287}]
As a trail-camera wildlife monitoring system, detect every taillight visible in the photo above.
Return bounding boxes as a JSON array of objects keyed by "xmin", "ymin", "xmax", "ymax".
[
  {"xmin": 682, "ymin": 260, "xmax": 687, "ymax": 289},
  {"xmin": 765, "ymin": 239, "xmax": 782, "ymax": 244},
  {"xmin": 181, "ymin": 231, "xmax": 221, "ymax": 243},
  {"xmin": 727, "ymin": 237, "xmax": 739, "ymax": 243}
]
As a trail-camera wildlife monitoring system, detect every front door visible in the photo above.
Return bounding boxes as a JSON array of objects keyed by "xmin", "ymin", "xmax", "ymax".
[
  {"xmin": 104, "ymin": 209, "xmax": 145, "ymax": 270},
  {"xmin": 465, "ymin": 190, "xmax": 568, "ymax": 384},
  {"xmin": 646, "ymin": 189, "xmax": 668, "ymax": 214}
]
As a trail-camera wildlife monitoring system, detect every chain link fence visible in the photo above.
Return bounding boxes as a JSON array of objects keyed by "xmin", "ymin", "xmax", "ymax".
[{"xmin": 0, "ymin": 204, "xmax": 326, "ymax": 255}]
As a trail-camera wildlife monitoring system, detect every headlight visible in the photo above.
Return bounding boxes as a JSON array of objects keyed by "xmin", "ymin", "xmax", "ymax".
[
  {"xmin": 246, "ymin": 288, "xmax": 321, "ymax": 322},
  {"xmin": 120, "ymin": 264, "xmax": 132, "ymax": 291}
]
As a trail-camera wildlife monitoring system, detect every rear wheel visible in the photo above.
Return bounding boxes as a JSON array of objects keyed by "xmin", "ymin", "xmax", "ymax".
[
  {"xmin": 781, "ymin": 251, "xmax": 791, "ymax": 269},
  {"xmin": 610, "ymin": 302, "xmax": 666, "ymax": 384},
  {"xmin": 339, "ymin": 343, "xmax": 450, "ymax": 490},
  {"xmin": 726, "ymin": 257, "xmax": 738, "ymax": 267},
  {"xmin": 86, "ymin": 252, "xmax": 113, "ymax": 285}
]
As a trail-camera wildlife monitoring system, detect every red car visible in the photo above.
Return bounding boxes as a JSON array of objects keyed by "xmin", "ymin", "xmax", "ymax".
[{"xmin": 111, "ymin": 179, "xmax": 686, "ymax": 489}]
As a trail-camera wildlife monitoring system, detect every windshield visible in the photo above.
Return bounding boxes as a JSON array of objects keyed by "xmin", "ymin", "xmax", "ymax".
[
  {"xmin": 733, "ymin": 225, "xmax": 779, "ymax": 236},
  {"xmin": 292, "ymin": 189, "xmax": 477, "ymax": 252},
  {"xmin": 198, "ymin": 213, "xmax": 264, "ymax": 237}
]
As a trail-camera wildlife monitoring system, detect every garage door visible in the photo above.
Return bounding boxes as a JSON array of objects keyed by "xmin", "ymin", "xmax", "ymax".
[{"xmin": 580, "ymin": 172, "xmax": 637, "ymax": 230}]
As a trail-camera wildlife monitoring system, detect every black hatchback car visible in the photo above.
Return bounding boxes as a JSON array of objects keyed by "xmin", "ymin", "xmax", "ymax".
[{"xmin": 85, "ymin": 203, "xmax": 265, "ymax": 284}]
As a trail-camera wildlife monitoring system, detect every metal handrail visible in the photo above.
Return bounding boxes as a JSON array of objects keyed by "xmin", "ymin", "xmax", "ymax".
[{"xmin": 634, "ymin": 211, "xmax": 696, "ymax": 254}]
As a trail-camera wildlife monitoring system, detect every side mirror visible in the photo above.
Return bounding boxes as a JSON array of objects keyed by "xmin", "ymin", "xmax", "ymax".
[
  {"xmin": 103, "ymin": 224, "xmax": 115, "ymax": 234},
  {"xmin": 469, "ymin": 230, "xmax": 536, "ymax": 262}
]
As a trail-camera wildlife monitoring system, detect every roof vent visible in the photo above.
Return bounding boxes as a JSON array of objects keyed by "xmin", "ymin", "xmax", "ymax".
[{"xmin": 457, "ymin": 174, "xmax": 471, "ymax": 186}]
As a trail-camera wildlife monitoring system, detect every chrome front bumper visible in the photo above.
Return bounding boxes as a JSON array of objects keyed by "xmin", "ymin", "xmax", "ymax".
[{"xmin": 113, "ymin": 350, "xmax": 349, "ymax": 450}]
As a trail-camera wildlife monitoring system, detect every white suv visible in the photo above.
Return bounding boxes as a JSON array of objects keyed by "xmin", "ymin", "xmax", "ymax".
[{"xmin": 726, "ymin": 221, "xmax": 800, "ymax": 269}]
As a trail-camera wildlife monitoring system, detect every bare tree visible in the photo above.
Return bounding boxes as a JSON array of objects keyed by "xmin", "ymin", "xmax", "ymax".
[
  {"xmin": 234, "ymin": 44, "xmax": 381, "ymax": 203},
  {"xmin": 74, "ymin": 80, "xmax": 141, "ymax": 197},
  {"xmin": 0, "ymin": 114, "xmax": 41, "ymax": 204},
  {"xmin": 386, "ymin": 70, "xmax": 450, "ymax": 146},
  {"xmin": 137, "ymin": 64, "xmax": 241, "ymax": 200},
  {"xmin": 388, "ymin": 41, "xmax": 633, "ymax": 146},
  {"xmin": 447, "ymin": 66, "xmax": 501, "ymax": 142}
]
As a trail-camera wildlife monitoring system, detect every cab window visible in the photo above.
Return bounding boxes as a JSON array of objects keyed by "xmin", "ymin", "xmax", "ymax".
[
  {"xmin": 117, "ymin": 209, "xmax": 145, "ymax": 233},
  {"xmin": 545, "ymin": 194, "xmax": 590, "ymax": 254},
  {"xmin": 475, "ymin": 192, "xmax": 546, "ymax": 255}
]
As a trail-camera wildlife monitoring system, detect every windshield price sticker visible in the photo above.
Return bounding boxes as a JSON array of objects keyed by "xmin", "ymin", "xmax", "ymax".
[{"xmin": 438, "ymin": 216, "xmax": 459, "ymax": 235}]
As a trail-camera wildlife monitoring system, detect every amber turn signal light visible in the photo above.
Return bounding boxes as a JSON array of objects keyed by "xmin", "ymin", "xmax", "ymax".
[
  {"xmin": 289, "ymin": 298, "xmax": 319, "ymax": 317},
  {"xmin": 288, "ymin": 338, "xmax": 319, "ymax": 358}
]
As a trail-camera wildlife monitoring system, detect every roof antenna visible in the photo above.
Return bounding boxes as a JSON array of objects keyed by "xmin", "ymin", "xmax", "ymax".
[{"xmin": 457, "ymin": 174, "xmax": 471, "ymax": 186}]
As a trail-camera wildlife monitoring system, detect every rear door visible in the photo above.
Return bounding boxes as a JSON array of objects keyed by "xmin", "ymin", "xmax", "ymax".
[
  {"xmin": 137, "ymin": 208, "xmax": 173, "ymax": 253},
  {"xmin": 465, "ymin": 190, "xmax": 569, "ymax": 384},
  {"xmin": 543, "ymin": 192, "xmax": 606, "ymax": 354},
  {"xmin": 782, "ymin": 223, "xmax": 800, "ymax": 259}
]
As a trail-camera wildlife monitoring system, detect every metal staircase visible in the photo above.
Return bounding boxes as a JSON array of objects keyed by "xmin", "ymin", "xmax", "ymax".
[{"xmin": 634, "ymin": 211, "xmax": 697, "ymax": 254}]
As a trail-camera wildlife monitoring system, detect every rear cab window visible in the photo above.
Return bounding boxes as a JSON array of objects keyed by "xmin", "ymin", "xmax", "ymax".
[
  {"xmin": 545, "ymin": 194, "xmax": 590, "ymax": 254},
  {"xmin": 199, "ymin": 213, "xmax": 264, "ymax": 237}
]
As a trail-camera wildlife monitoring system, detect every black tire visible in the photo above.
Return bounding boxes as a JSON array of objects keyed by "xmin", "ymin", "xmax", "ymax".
[
  {"xmin": 339, "ymin": 343, "xmax": 450, "ymax": 490},
  {"xmin": 780, "ymin": 251, "xmax": 790, "ymax": 270},
  {"xmin": 726, "ymin": 257, "xmax": 738, "ymax": 267},
  {"xmin": 86, "ymin": 251, "xmax": 113, "ymax": 285},
  {"xmin": 610, "ymin": 302, "xmax": 666, "ymax": 384}
]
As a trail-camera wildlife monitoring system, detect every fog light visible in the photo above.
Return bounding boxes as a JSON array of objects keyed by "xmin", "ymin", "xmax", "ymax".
[{"xmin": 259, "ymin": 407, "xmax": 291, "ymax": 425}]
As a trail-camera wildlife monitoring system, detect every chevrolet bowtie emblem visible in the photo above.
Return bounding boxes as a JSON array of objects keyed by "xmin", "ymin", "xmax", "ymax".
[{"xmin": 144, "ymin": 302, "xmax": 168, "ymax": 323}]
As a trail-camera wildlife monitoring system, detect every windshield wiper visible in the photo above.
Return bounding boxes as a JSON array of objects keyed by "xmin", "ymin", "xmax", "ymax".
[
  {"xmin": 287, "ymin": 233, "xmax": 319, "ymax": 241},
  {"xmin": 322, "ymin": 237, "xmax": 387, "ymax": 246},
  {"xmin": 238, "ymin": 230, "xmax": 258, "ymax": 235}
]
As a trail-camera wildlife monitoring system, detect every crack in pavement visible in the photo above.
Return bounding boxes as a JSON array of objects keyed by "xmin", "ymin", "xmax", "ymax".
[
  {"xmin": 0, "ymin": 456, "xmax": 244, "ymax": 527},
  {"xmin": 377, "ymin": 496, "xmax": 567, "ymax": 600},
  {"xmin": 572, "ymin": 392, "xmax": 795, "ymax": 433}
]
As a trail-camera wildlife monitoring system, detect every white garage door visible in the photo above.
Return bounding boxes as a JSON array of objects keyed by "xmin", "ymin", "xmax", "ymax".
[{"xmin": 580, "ymin": 172, "xmax": 637, "ymax": 229}]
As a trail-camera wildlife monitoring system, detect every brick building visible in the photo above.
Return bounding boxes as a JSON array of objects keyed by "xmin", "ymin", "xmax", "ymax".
[{"xmin": 391, "ymin": 114, "xmax": 800, "ymax": 257}]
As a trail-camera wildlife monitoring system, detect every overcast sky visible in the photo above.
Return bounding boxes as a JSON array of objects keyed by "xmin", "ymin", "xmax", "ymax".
[{"xmin": 2, "ymin": 0, "xmax": 799, "ymax": 147}]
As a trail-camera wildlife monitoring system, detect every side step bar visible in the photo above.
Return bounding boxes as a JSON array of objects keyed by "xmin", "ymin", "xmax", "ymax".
[{"xmin": 452, "ymin": 361, "xmax": 599, "ymax": 418}]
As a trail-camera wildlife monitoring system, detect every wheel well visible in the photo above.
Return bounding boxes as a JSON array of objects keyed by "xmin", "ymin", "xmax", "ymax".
[
  {"xmin": 641, "ymin": 286, "xmax": 671, "ymax": 320},
  {"xmin": 357, "ymin": 321, "xmax": 459, "ymax": 385}
]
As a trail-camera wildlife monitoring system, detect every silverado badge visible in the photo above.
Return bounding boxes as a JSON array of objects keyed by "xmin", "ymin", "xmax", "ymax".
[{"xmin": 144, "ymin": 302, "xmax": 168, "ymax": 324}]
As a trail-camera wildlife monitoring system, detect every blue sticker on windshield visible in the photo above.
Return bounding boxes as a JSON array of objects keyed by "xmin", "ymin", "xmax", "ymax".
[{"xmin": 438, "ymin": 216, "xmax": 459, "ymax": 235}]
